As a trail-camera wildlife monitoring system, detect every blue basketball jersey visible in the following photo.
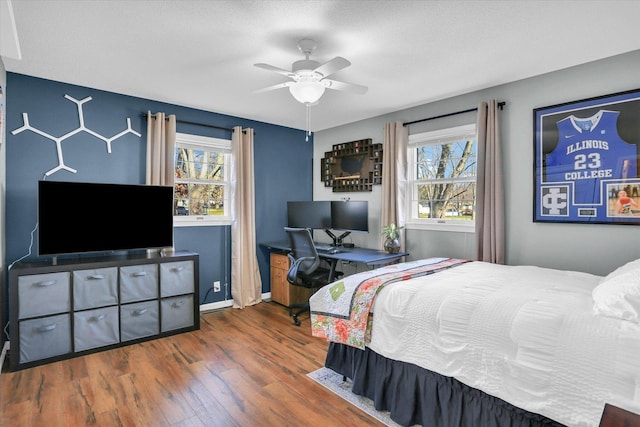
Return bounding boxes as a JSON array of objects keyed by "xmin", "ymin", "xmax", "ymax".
[{"xmin": 545, "ymin": 110, "xmax": 637, "ymax": 205}]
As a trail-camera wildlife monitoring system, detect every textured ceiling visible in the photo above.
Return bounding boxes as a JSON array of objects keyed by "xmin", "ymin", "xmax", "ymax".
[{"xmin": 2, "ymin": 0, "xmax": 640, "ymax": 132}]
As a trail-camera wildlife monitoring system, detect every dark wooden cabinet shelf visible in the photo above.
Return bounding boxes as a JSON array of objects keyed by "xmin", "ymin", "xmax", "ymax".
[
  {"xmin": 8, "ymin": 251, "xmax": 199, "ymax": 371},
  {"xmin": 321, "ymin": 138, "xmax": 383, "ymax": 192}
]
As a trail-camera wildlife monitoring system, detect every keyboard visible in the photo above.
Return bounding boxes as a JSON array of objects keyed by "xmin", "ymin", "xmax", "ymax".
[
  {"xmin": 316, "ymin": 244, "xmax": 346, "ymax": 254},
  {"xmin": 320, "ymin": 248, "xmax": 342, "ymax": 254}
]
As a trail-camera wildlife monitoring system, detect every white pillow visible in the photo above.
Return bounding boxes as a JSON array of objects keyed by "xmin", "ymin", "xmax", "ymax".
[
  {"xmin": 592, "ymin": 259, "xmax": 640, "ymax": 323},
  {"xmin": 605, "ymin": 258, "xmax": 640, "ymax": 279}
]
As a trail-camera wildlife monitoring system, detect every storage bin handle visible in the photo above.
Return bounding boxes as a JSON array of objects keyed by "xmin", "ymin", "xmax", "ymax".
[
  {"xmin": 171, "ymin": 266, "xmax": 185, "ymax": 273},
  {"xmin": 37, "ymin": 324, "xmax": 57, "ymax": 332},
  {"xmin": 91, "ymin": 314, "xmax": 106, "ymax": 321},
  {"xmin": 132, "ymin": 271, "xmax": 148, "ymax": 277},
  {"xmin": 34, "ymin": 280, "xmax": 56, "ymax": 287},
  {"xmin": 87, "ymin": 274, "xmax": 105, "ymax": 280},
  {"xmin": 171, "ymin": 301, "xmax": 185, "ymax": 308},
  {"xmin": 132, "ymin": 308, "xmax": 148, "ymax": 316}
]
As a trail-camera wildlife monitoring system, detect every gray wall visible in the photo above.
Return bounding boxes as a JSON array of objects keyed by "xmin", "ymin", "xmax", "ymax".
[{"xmin": 314, "ymin": 49, "xmax": 640, "ymax": 276}]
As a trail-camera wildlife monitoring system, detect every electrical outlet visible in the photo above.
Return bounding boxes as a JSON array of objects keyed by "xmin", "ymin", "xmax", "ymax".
[{"xmin": 213, "ymin": 281, "xmax": 221, "ymax": 292}]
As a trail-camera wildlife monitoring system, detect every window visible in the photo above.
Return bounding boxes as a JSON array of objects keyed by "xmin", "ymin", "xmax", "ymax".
[
  {"xmin": 173, "ymin": 132, "xmax": 232, "ymax": 226},
  {"xmin": 407, "ymin": 123, "xmax": 477, "ymax": 232}
]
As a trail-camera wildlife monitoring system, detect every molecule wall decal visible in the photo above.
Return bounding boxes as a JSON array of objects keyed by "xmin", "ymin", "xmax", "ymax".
[{"xmin": 11, "ymin": 94, "xmax": 142, "ymax": 176}]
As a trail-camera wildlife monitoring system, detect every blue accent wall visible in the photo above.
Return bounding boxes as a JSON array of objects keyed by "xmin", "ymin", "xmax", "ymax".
[{"xmin": 5, "ymin": 73, "xmax": 314, "ymax": 303}]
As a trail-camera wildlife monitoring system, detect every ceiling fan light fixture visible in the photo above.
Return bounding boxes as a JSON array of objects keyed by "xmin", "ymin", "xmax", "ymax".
[
  {"xmin": 289, "ymin": 79, "xmax": 325, "ymax": 104},
  {"xmin": 254, "ymin": 38, "xmax": 367, "ymax": 138}
]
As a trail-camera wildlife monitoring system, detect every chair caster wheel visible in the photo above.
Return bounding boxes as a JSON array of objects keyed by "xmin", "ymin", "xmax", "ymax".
[{"xmin": 293, "ymin": 315, "xmax": 301, "ymax": 326}]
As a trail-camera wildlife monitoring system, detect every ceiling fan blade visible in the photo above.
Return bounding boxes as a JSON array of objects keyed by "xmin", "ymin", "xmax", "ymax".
[
  {"xmin": 322, "ymin": 79, "xmax": 368, "ymax": 95},
  {"xmin": 313, "ymin": 56, "xmax": 351, "ymax": 78},
  {"xmin": 254, "ymin": 63, "xmax": 294, "ymax": 77},
  {"xmin": 253, "ymin": 81, "xmax": 294, "ymax": 93}
]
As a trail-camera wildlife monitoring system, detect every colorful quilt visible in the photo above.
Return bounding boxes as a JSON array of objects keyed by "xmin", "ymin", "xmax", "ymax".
[{"xmin": 309, "ymin": 257, "xmax": 470, "ymax": 349}]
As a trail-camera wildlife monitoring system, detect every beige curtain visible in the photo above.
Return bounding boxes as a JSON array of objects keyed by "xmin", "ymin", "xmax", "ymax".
[
  {"xmin": 475, "ymin": 100, "xmax": 505, "ymax": 264},
  {"xmin": 381, "ymin": 122, "xmax": 409, "ymax": 251},
  {"xmin": 145, "ymin": 112, "xmax": 176, "ymax": 186},
  {"xmin": 230, "ymin": 126, "xmax": 262, "ymax": 308}
]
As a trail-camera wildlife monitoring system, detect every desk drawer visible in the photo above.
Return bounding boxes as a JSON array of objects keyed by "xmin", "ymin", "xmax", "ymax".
[{"xmin": 270, "ymin": 252, "xmax": 289, "ymax": 269}]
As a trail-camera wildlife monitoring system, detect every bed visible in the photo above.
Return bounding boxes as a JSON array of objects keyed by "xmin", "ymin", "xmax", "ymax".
[{"xmin": 309, "ymin": 257, "xmax": 640, "ymax": 427}]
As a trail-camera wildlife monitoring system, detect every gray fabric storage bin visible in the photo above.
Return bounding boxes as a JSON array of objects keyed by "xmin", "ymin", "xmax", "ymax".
[
  {"xmin": 19, "ymin": 313, "xmax": 71, "ymax": 363},
  {"xmin": 73, "ymin": 306, "xmax": 120, "ymax": 352},
  {"xmin": 18, "ymin": 272, "xmax": 70, "ymax": 319},
  {"xmin": 120, "ymin": 300, "xmax": 159, "ymax": 342},
  {"xmin": 120, "ymin": 264, "xmax": 158, "ymax": 303},
  {"xmin": 160, "ymin": 261, "xmax": 194, "ymax": 297},
  {"xmin": 161, "ymin": 295, "xmax": 194, "ymax": 332},
  {"xmin": 73, "ymin": 267, "xmax": 118, "ymax": 310}
]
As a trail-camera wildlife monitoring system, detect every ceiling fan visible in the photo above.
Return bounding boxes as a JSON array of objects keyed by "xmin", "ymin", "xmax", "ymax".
[{"xmin": 254, "ymin": 39, "xmax": 368, "ymax": 105}]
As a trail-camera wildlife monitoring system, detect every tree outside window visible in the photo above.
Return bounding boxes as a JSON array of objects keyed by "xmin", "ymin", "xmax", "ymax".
[
  {"xmin": 174, "ymin": 133, "xmax": 231, "ymax": 226},
  {"xmin": 408, "ymin": 124, "xmax": 477, "ymax": 231}
]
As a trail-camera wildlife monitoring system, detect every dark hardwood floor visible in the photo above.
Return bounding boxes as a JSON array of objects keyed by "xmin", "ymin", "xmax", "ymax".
[{"xmin": 0, "ymin": 302, "xmax": 384, "ymax": 426}]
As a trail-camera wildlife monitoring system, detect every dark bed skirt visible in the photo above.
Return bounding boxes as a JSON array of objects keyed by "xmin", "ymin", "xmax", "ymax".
[{"xmin": 325, "ymin": 342, "xmax": 565, "ymax": 427}]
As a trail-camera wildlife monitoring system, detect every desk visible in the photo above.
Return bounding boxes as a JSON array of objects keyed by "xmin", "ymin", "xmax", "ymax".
[{"xmin": 261, "ymin": 240, "xmax": 409, "ymax": 282}]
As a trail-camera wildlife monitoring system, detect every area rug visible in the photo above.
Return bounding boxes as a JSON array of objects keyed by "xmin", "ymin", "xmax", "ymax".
[{"xmin": 307, "ymin": 367, "xmax": 402, "ymax": 426}]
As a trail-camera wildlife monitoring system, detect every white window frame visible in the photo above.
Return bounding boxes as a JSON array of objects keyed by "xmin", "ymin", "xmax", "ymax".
[
  {"xmin": 406, "ymin": 123, "xmax": 477, "ymax": 233},
  {"xmin": 173, "ymin": 132, "xmax": 232, "ymax": 227}
]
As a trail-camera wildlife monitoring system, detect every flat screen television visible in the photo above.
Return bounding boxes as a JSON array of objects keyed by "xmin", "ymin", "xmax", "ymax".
[
  {"xmin": 287, "ymin": 201, "xmax": 331, "ymax": 230},
  {"xmin": 38, "ymin": 180, "xmax": 174, "ymax": 257},
  {"xmin": 331, "ymin": 200, "xmax": 369, "ymax": 232}
]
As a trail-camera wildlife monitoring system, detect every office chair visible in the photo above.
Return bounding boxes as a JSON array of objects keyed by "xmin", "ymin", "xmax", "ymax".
[{"xmin": 284, "ymin": 227, "xmax": 342, "ymax": 326}]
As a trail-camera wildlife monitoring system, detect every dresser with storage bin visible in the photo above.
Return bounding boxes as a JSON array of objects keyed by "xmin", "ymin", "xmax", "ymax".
[{"xmin": 8, "ymin": 251, "xmax": 199, "ymax": 371}]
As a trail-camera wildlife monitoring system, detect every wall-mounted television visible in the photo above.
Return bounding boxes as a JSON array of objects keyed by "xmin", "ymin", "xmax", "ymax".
[
  {"xmin": 38, "ymin": 180, "xmax": 174, "ymax": 257},
  {"xmin": 287, "ymin": 201, "xmax": 331, "ymax": 230}
]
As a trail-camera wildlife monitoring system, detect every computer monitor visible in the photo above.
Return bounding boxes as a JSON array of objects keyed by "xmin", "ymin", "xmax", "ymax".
[
  {"xmin": 327, "ymin": 201, "xmax": 368, "ymax": 245},
  {"xmin": 287, "ymin": 201, "xmax": 331, "ymax": 230},
  {"xmin": 331, "ymin": 200, "xmax": 369, "ymax": 232}
]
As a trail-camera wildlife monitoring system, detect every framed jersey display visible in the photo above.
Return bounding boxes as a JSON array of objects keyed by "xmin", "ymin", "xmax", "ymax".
[{"xmin": 534, "ymin": 88, "xmax": 640, "ymax": 225}]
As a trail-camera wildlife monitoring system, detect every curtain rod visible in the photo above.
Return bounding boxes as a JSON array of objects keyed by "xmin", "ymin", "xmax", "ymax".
[
  {"xmin": 403, "ymin": 101, "xmax": 506, "ymax": 127},
  {"xmin": 141, "ymin": 113, "xmax": 234, "ymax": 132}
]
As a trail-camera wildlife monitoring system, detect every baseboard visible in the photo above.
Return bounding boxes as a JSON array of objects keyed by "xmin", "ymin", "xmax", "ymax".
[
  {"xmin": 199, "ymin": 292, "xmax": 271, "ymax": 313},
  {"xmin": 200, "ymin": 300, "xmax": 233, "ymax": 312}
]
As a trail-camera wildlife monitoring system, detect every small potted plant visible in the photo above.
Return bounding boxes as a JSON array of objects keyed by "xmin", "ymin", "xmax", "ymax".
[{"xmin": 382, "ymin": 223, "xmax": 404, "ymax": 253}]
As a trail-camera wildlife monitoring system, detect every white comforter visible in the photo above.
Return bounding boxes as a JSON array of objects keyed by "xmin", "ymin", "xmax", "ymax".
[{"xmin": 362, "ymin": 261, "xmax": 640, "ymax": 427}]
